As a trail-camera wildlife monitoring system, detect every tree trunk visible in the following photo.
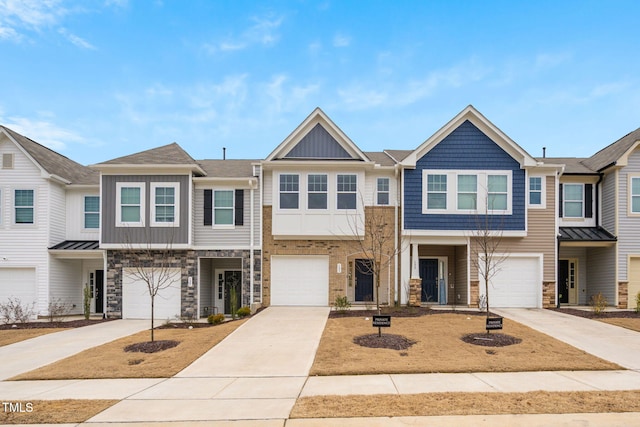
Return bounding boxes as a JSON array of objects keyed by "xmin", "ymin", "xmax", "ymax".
[{"xmin": 150, "ymin": 296, "xmax": 155, "ymax": 342}]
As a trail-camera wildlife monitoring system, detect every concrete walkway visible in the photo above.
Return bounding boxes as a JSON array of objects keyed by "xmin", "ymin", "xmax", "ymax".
[
  {"xmin": 0, "ymin": 319, "xmax": 148, "ymax": 380},
  {"xmin": 494, "ymin": 308, "xmax": 640, "ymax": 371}
]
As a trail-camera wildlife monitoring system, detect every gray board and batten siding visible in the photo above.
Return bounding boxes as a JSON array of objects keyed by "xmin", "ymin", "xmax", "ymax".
[
  {"xmin": 283, "ymin": 123, "xmax": 354, "ymax": 159},
  {"xmin": 101, "ymin": 175, "xmax": 189, "ymax": 245}
]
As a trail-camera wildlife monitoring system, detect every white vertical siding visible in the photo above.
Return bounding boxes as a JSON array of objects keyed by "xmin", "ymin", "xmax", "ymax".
[
  {"xmin": 618, "ymin": 149, "xmax": 640, "ymax": 281},
  {"xmin": 263, "ymin": 170, "xmax": 273, "ymax": 206}
]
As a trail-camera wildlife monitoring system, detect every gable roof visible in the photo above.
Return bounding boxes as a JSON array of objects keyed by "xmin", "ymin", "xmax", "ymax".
[
  {"xmin": 93, "ymin": 142, "xmax": 206, "ymax": 175},
  {"xmin": 582, "ymin": 127, "xmax": 640, "ymax": 172},
  {"xmin": 265, "ymin": 107, "xmax": 370, "ymax": 162},
  {"xmin": 0, "ymin": 125, "xmax": 98, "ymax": 185},
  {"xmin": 401, "ymin": 105, "xmax": 538, "ymax": 168},
  {"xmin": 539, "ymin": 157, "xmax": 596, "ymax": 174},
  {"xmin": 197, "ymin": 159, "xmax": 256, "ymax": 178},
  {"xmin": 384, "ymin": 149, "xmax": 412, "ymax": 163}
]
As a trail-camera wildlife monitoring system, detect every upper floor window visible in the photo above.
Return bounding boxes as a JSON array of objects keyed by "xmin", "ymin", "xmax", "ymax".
[
  {"xmin": 279, "ymin": 174, "xmax": 299, "ymax": 209},
  {"xmin": 529, "ymin": 176, "xmax": 543, "ymax": 206},
  {"xmin": 14, "ymin": 189, "xmax": 34, "ymax": 224},
  {"xmin": 377, "ymin": 177, "xmax": 390, "ymax": 205},
  {"xmin": 214, "ymin": 190, "xmax": 234, "ymax": 225},
  {"xmin": 457, "ymin": 175, "xmax": 477, "ymax": 210},
  {"xmin": 308, "ymin": 174, "xmax": 327, "ymax": 209},
  {"xmin": 116, "ymin": 182, "xmax": 145, "ymax": 227},
  {"xmin": 426, "ymin": 174, "xmax": 447, "ymax": 210},
  {"xmin": 84, "ymin": 196, "xmax": 100, "ymax": 229},
  {"xmin": 631, "ymin": 177, "xmax": 640, "ymax": 214},
  {"xmin": 488, "ymin": 175, "xmax": 508, "ymax": 210},
  {"xmin": 151, "ymin": 183, "xmax": 180, "ymax": 227},
  {"xmin": 337, "ymin": 174, "xmax": 357, "ymax": 209},
  {"xmin": 563, "ymin": 184, "xmax": 583, "ymax": 218}
]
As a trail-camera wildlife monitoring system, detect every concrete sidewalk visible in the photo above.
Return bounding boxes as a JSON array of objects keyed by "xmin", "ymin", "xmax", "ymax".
[
  {"xmin": 494, "ymin": 308, "xmax": 640, "ymax": 371},
  {"xmin": 0, "ymin": 319, "xmax": 149, "ymax": 380}
]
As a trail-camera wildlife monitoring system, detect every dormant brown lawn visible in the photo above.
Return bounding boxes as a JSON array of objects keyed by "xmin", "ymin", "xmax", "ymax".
[
  {"xmin": 600, "ymin": 317, "xmax": 640, "ymax": 332},
  {"xmin": 0, "ymin": 400, "xmax": 117, "ymax": 425},
  {"xmin": 11, "ymin": 319, "xmax": 246, "ymax": 380},
  {"xmin": 310, "ymin": 312, "xmax": 619, "ymax": 375},
  {"xmin": 0, "ymin": 328, "xmax": 69, "ymax": 347}
]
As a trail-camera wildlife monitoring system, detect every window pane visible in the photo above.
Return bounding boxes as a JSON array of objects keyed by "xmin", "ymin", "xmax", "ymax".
[
  {"xmin": 214, "ymin": 191, "xmax": 233, "ymax": 208},
  {"xmin": 280, "ymin": 193, "xmax": 299, "ymax": 209},
  {"xmin": 155, "ymin": 187, "xmax": 174, "ymax": 205},
  {"xmin": 15, "ymin": 208, "xmax": 33, "ymax": 224},
  {"xmin": 529, "ymin": 192, "xmax": 542, "ymax": 205},
  {"xmin": 377, "ymin": 192, "xmax": 389, "ymax": 205},
  {"xmin": 632, "ymin": 178, "xmax": 640, "ymax": 195},
  {"xmin": 564, "ymin": 201, "xmax": 582, "ymax": 217},
  {"xmin": 121, "ymin": 187, "xmax": 140, "ymax": 204},
  {"xmin": 427, "ymin": 193, "xmax": 446, "ymax": 209},
  {"xmin": 214, "ymin": 209, "xmax": 233, "ymax": 225},
  {"xmin": 377, "ymin": 178, "xmax": 389, "ymax": 192},
  {"xmin": 337, "ymin": 174, "xmax": 357, "ymax": 192},
  {"xmin": 427, "ymin": 175, "xmax": 447, "ymax": 192},
  {"xmin": 85, "ymin": 213, "xmax": 99, "ymax": 228},
  {"xmin": 308, "ymin": 174, "xmax": 327, "ymax": 192},
  {"xmin": 488, "ymin": 194, "xmax": 507, "ymax": 210},
  {"xmin": 121, "ymin": 206, "xmax": 140, "ymax": 222},
  {"xmin": 633, "ymin": 196, "xmax": 640, "ymax": 213},
  {"xmin": 85, "ymin": 196, "xmax": 99, "ymax": 212},
  {"xmin": 308, "ymin": 193, "xmax": 327, "ymax": 209},
  {"xmin": 458, "ymin": 175, "xmax": 477, "ymax": 192},
  {"xmin": 15, "ymin": 190, "xmax": 33, "ymax": 207},
  {"xmin": 564, "ymin": 184, "xmax": 583, "ymax": 201},
  {"xmin": 458, "ymin": 193, "xmax": 477, "ymax": 210},
  {"xmin": 488, "ymin": 175, "xmax": 507, "ymax": 192},
  {"xmin": 280, "ymin": 174, "xmax": 299, "ymax": 191},
  {"xmin": 155, "ymin": 206, "xmax": 175, "ymax": 222},
  {"xmin": 530, "ymin": 177, "xmax": 542, "ymax": 192},
  {"xmin": 337, "ymin": 193, "xmax": 356, "ymax": 209}
]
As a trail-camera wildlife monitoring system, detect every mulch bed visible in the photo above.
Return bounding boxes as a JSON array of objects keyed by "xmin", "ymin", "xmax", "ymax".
[
  {"xmin": 331, "ymin": 307, "xmax": 488, "ymax": 318},
  {"xmin": 124, "ymin": 340, "xmax": 180, "ymax": 353},
  {"xmin": 353, "ymin": 333, "xmax": 417, "ymax": 350},
  {"xmin": 461, "ymin": 333, "xmax": 522, "ymax": 347},
  {"xmin": 551, "ymin": 308, "xmax": 640, "ymax": 319},
  {"xmin": 0, "ymin": 319, "xmax": 114, "ymax": 330}
]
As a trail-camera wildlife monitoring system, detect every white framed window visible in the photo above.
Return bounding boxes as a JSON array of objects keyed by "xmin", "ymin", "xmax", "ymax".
[
  {"xmin": 213, "ymin": 190, "xmax": 234, "ymax": 226},
  {"xmin": 151, "ymin": 183, "xmax": 180, "ymax": 227},
  {"xmin": 279, "ymin": 174, "xmax": 299, "ymax": 209},
  {"xmin": 457, "ymin": 175, "xmax": 477, "ymax": 210},
  {"xmin": 116, "ymin": 182, "xmax": 145, "ymax": 227},
  {"xmin": 488, "ymin": 175, "xmax": 508, "ymax": 211},
  {"xmin": 563, "ymin": 184, "xmax": 583, "ymax": 218},
  {"xmin": 528, "ymin": 176, "xmax": 544, "ymax": 207},
  {"xmin": 14, "ymin": 189, "xmax": 34, "ymax": 224},
  {"xmin": 337, "ymin": 174, "xmax": 357, "ymax": 209},
  {"xmin": 84, "ymin": 196, "xmax": 100, "ymax": 229},
  {"xmin": 377, "ymin": 177, "xmax": 390, "ymax": 205},
  {"xmin": 426, "ymin": 174, "xmax": 447, "ymax": 210},
  {"xmin": 630, "ymin": 176, "xmax": 640, "ymax": 215},
  {"xmin": 308, "ymin": 174, "xmax": 328, "ymax": 209}
]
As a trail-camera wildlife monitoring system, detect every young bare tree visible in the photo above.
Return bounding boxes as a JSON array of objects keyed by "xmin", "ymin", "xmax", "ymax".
[{"xmin": 122, "ymin": 228, "xmax": 179, "ymax": 342}]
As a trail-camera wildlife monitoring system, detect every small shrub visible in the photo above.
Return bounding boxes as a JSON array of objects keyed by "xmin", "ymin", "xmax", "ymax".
[
  {"xmin": 207, "ymin": 313, "xmax": 225, "ymax": 325},
  {"xmin": 47, "ymin": 297, "xmax": 73, "ymax": 322},
  {"xmin": 590, "ymin": 292, "xmax": 608, "ymax": 315},
  {"xmin": 176, "ymin": 312, "xmax": 198, "ymax": 326},
  {"xmin": 83, "ymin": 284, "xmax": 91, "ymax": 320},
  {"xmin": 236, "ymin": 306, "xmax": 251, "ymax": 318},
  {"xmin": 0, "ymin": 298, "xmax": 36, "ymax": 324},
  {"xmin": 333, "ymin": 295, "xmax": 351, "ymax": 313}
]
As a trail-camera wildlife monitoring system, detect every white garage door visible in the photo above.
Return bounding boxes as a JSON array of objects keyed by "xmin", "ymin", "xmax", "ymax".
[
  {"xmin": 0, "ymin": 268, "xmax": 37, "ymax": 305},
  {"xmin": 271, "ymin": 256, "xmax": 329, "ymax": 306},
  {"xmin": 480, "ymin": 257, "xmax": 541, "ymax": 308},
  {"xmin": 628, "ymin": 258, "xmax": 640, "ymax": 309},
  {"xmin": 122, "ymin": 268, "xmax": 182, "ymax": 319}
]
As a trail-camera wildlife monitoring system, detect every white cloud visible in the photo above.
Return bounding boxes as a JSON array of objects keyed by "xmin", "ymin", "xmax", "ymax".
[
  {"xmin": 58, "ymin": 27, "xmax": 96, "ymax": 49},
  {"xmin": 1, "ymin": 113, "xmax": 85, "ymax": 151},
  {"xmin": 0, "ymin": 0, "xmax": 66, "ymax": 33},
  {"xmin": 204, "ymin": 13, "xmax": 284, "ymax": 54},
  {"xmin": 333, "ymin": 33, "xmax": 350, "ymax": 48}
]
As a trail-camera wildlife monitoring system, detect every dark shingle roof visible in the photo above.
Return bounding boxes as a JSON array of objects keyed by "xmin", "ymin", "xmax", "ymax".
[
  {"xmin": 363, "ymin": 151, "xmax": 397, "ymax": 167},
  {"xmin": 384, "ymin": 149, "xmax": 412, "ymax": 162},
  {"xmin": 539, "ymin": 157, "xmax": 597, "ymax": 174},
  {"xmin": 1, "ymin": 126, "xmax": 98, "ymax": 185},
  {"xmin": 97, "ymin": 142, "xmax": 198, "ymax": 166},
  {"xmin": 197, "ymin": 159, "xmax": 256, "ymax": 178},
  {"xmin": 582, "ymin": 127, "xmax": 640, "ymax": 172}
]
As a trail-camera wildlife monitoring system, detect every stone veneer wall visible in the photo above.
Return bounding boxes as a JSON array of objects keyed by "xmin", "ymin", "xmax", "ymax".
[
  {"xmin": 618, "ymin": 281, "xmax": 628, "ymax": 309},
  {"xmin": 262, "ymin": 206, "xmax": 397, "ymax": 306},
  {"xmin": 542, "ymin": 281, "xmax": 556, "ymax": 308},
  {"xmin": 106, "ymin": 249, "xmax": 261, "ymax": 318}
]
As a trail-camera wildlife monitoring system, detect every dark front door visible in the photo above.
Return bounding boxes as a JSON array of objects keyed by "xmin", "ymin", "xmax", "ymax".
[
  {"xmin": 224, "ymin": 271, "xmax": 242, "ymax": 314},
  {"xmin": 355, "ymin": 259, "xmax": 374, "ymax": 302},
  {"xmin": 420, "ymin": 259, "xmax": 438, "ymax": 303},
  {"xmin": 558, "ymin": 260, "xmax": 569, "ymax": 304},
  {"xmin": 95, "ymin": 269, "xmax": 104, "ymax": 314}
]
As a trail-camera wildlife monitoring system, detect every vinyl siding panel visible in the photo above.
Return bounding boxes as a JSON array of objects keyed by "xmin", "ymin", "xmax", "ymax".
[
  {"xmin": 455, "ymin": 245, "xmax": 468, "ymax": 305},
  {"xmin": 48, "ymin": 258, "xmax": 83, "ymax": 315},
  {"xmin": 49, "ymin": 183, "xmax": 66, "ymax": 246},
  {"xmin": 618, "ymin": 149, "xmax": 640, "ymax": 281},
  {"xmin": 65, "ymin": 190, "xmax": 100, "ymax": 241},
  {"xmin": 404, "ymin": 120, "xmax": 526, "ymax": 231},
  {"xmin": 263, "ymin": 170, "xmax": 273, "ymax": 206},
  {"xmin": 365, "ymin": 171, "xmax": 397, "ymax": 207},
  {"xmin": 586, "ymin": 245, "xmax": 616, "ymax": 303},
  {"xmin": 601, "ymin": 171, "xmax": 616, "ymax": 233},
  {"xmin": 101, "ymin": 175, "xmax": 189, "ymax": 245}
]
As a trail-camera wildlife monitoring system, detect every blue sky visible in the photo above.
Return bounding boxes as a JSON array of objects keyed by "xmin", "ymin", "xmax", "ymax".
[{"xmin": 1, "ymin": 0, "xmax": 639, "ymax": 165}]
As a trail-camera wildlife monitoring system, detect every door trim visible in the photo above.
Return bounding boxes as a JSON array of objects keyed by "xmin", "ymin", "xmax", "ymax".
[{"xmin": 419, "ymin": 256, "xmax": 448, "ymax": 304}]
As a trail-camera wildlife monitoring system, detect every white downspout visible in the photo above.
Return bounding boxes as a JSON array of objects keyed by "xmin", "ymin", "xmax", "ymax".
[
  {"xmin": 250, "ymin": 180, "xmax": 255, "ymax": 306},
  {"xmin": 394, "ymin": 164, "xmax": 399, "ymax": 306}
]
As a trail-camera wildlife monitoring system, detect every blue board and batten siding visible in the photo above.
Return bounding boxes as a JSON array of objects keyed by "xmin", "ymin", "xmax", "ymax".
[{"xmin": 404, "ymin": 120, "xmax": 526, "ymax": 231}]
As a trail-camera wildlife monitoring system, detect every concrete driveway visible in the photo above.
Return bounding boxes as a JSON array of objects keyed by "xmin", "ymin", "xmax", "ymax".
[{"xmin": 494, "ymin": 308, "xmax": 640, "ymax": 371}]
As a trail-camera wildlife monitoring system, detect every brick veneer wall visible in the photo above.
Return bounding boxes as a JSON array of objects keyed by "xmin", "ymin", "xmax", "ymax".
[
  {"xmin": 542, "ymin": 281, "xmax": 556, "ymax": 308},
  {"xmin": 618, "ymin": 281, "xmax": 628, "ymax": 309},
  {"xmin": 262, "ymin": 206, "xmax": 397, "ymax": 306}
]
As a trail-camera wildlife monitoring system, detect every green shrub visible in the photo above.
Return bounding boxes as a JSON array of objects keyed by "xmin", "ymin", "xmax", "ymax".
[
  {"xmin": 236, "ymin": 306, "xmax": 251, "ymax": 318},
  {"xmin": 333, "ymin": 295, "xmax": 351, "ymax": 313},
  {"xmin": 590, "ymin": 292, "xmax": 608, "ymax": 315},
  {"xmin": 207, "ymin": 313, "xmax": 225, "ymax": 325}
]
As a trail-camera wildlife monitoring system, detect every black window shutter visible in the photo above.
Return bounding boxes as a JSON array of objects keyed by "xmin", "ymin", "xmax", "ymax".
[
  {"xmin": 204, "ymin": 189, "xmax": 212, "ymax": 226},
  {"xmin": 235, "ymin": 189, "xmax": 244, "ymax": 226},
  {"xmin": 585, "ymin": 183, "xmax": 593, "ymax": 218},
  {"xmin": 559, "ymin": 184, "xmax": 563, "ymax": 218}
]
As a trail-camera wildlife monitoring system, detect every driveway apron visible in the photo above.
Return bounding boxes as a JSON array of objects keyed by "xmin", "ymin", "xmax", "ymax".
[
  {"xmin": 89, "ymin": 306, "xmax": 330, "ymax": 423},
  {"xmin": 494, "ymin": 308, "xmax": 640, "ymax": 371}
]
